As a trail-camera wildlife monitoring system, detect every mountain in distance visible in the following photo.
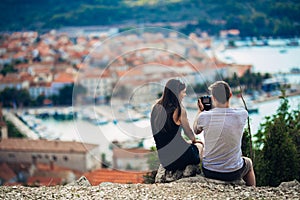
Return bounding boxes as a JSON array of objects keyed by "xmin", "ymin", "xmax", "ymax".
[{"xmin": 0, "ymin": 0, "xmax": 299, "ymax": 37}]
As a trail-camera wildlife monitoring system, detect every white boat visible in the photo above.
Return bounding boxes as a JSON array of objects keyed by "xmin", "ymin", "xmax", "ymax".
[{"xmin": 93, "ymin": 117, "xmax": 109, "ymax": 125}]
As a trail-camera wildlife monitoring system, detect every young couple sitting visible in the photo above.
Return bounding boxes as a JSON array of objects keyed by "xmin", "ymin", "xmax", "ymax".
[{"xmin": 151, "ymin": 79, "xmax": 256, "ymax": 186}]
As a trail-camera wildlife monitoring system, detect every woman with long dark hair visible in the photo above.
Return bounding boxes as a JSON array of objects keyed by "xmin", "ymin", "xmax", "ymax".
[{"xmin": 151, "ymin": 78, "xmax": 203, "ymax": 171}]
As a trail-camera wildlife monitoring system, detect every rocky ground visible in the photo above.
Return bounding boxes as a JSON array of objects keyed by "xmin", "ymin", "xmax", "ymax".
[{"xmin": 0, "ymin": 176, "xmax": 299, "ymax": 200}]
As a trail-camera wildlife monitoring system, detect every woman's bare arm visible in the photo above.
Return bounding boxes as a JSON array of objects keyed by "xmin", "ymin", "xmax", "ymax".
[
  {"xmin": 180, "ymin": 107, "xmax": 196, "ymax": 142},
  {"xmin": 193, "ymin": 99, "xmax": 204, "ymax": 135}
]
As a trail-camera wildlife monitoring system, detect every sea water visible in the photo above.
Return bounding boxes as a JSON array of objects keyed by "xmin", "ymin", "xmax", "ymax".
[{"xmin": 39, "ymin": 45, "xmax": 300, "ymax": 162}]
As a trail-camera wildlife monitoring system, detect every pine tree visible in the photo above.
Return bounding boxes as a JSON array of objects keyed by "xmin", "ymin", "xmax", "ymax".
[
  {"xmin": 254, "ymin": 93, "xmax": 300, "ymax": 186},
  {"xmin": 241, "ymin": 128, "xmax": 252, "ymax": 159}
]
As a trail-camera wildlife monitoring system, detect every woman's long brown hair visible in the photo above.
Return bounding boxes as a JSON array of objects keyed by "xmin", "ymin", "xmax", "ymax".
[{"xmin": 157, "ymin": 79, "xmax": 186, "ymax": 120}]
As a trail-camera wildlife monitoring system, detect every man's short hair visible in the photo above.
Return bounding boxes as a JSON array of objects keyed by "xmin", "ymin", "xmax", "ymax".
[{"xmin": 209, "ymin": 81, "xmax": 231, "ymax": 104}]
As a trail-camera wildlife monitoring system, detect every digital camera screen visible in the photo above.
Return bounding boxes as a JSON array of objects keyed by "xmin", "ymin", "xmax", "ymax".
[{"xmin": 202, "ymin": 98, "xmax": 210, "ymax": 103}]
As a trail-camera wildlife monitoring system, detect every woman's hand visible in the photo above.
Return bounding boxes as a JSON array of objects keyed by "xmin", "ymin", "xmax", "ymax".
[{"xmin": 192, "ymin": 139, "xmax": 204, "ymax": 147}]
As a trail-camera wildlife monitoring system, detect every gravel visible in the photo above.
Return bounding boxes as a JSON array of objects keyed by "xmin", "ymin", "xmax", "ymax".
[{"xmin": 1, "ymin": 179, "xmax": 300, "ymax": 200}]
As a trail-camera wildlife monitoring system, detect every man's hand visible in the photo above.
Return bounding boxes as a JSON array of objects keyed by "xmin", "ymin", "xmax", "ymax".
[{"xmin": 197, "ymin": 98, "xmax": 204, "ymax": 112}]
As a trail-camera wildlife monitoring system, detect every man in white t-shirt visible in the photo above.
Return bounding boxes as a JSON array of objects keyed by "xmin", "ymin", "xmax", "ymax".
[{"xmin": 193, "ymin": 81, "xmax": 256, "ymax": 186}]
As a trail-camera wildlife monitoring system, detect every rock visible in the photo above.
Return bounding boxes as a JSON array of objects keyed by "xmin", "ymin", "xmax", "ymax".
[
  {"xmin": 155, "ymin": 164, "xmax": 200, "ymax": 183},
  {"xmin": 154, "ymin": 164, "xmax": 245, "ymax": 186},
  {"xmin": 155, "ymin": 164, "xmax": 166, "ymax": 183},
  {"xmin": 67, "ymin": 176, "xmax": 91, "ymax": 187},
  {"xmin": 176, "ymin": 174, "xmax": 246, "ymax": 186},
  {"xmin": 183, "ymin": 164, "xmax": 201, "ymax": 177},
  {"xmin": 279, "ymin": 180, "xmax": 300, "ymax": 188},
  {"xmin": 165, "ymin": 169, "xmax": 183, "ymax": 182}
]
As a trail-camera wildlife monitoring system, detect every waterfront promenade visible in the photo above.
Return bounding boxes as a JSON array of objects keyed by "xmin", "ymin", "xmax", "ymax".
[
  {"xmin": 252, "ymin": 85, "xmax": 300, "ymax": 103},
  {"xmin": 3, "ymin": 110, "xmax": 38, "ymax": 139}
]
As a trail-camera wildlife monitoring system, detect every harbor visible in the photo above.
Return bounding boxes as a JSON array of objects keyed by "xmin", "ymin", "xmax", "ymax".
[{"xmin": 2, "ymin": 44, "xmax": 300, "ymax": 163}]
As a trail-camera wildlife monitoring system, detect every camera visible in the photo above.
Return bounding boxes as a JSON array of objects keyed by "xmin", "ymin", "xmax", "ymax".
[{"xmin": 199, "ymin": 95, "xmax": 212, "ymax": 111}]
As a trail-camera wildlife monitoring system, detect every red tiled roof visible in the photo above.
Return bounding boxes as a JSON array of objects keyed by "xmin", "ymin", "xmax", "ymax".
[
  {"xmin": 0, "ymin": 73, "xmax": 26, "ymax": 83},
  {"xmin": 34, "ymin": 162, "xmax": 80, "ymax": 175},
  {"xmin": 27, "ymin": 162, "xmax": 81, "ymax": 186},
  {"xmin": 81, "ymin": 68, "xmax": 111, "ymax": 79},
  {"xmin": 27, "ymin": 176, "xmax": 62, "ymax": 186},
  {"xmin": 3, "ymin": 182, "xmax": 23, "ymax": 186},
  {"xmin": 84, "ymin": 168, "xmax": 147, "ymax": 185},
  {"xmin": 30, "ymin": 82, "xmax": 52, "ymax": 87},
  {"xmin": 0, "ymin": 138, "xmax": 98, "ymax": 153},
  {"xmin": 53, "ymin": 72, "xmax": 74, "ymax": 83}
]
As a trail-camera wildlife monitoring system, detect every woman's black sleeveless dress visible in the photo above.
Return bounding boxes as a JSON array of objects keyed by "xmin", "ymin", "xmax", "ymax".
[{"xmin": 151, "ymin": 104, "xmax": 200, "ymax": 171}]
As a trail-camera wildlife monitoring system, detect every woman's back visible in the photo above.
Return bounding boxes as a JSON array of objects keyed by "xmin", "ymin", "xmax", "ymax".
[
  {"xmin": 151, "ymin": 103, "xmax": 198, "ymax": 170},
  {"xmin": 151, "ymin": 103, "xmax": 181, "ymax": 149}
]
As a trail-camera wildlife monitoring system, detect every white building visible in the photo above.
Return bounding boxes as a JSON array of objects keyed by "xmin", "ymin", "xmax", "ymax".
[
  {"xmin": 78, "ymin": 69, "xmax": 114, "ymax": 102},
  {"xmin": 29, "ymin": 82, "xmax": 52, "ymax": 98},
  {"xmin": 0, "ymin": 138, "xmax": 101, "ymax": 172},
  {"xmin": 112, "ymin": 148, "xmax": 150, "ymax": 171}
]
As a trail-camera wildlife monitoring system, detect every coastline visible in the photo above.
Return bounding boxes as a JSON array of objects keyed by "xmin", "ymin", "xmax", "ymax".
[{"xmin": 252, "ymin": 90, "xmax": 300, "ymax": 104}]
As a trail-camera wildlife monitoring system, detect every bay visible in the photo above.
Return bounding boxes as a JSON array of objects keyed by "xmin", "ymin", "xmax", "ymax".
[
  {"xmin": 215, "ymin": 46, "xmax": 300, "ymax": 74},
  {"xmin": 38, "ymin": 45, "xmax": 300, "ymax": 163}
]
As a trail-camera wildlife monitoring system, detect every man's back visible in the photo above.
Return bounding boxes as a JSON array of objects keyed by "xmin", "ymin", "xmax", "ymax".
[{"xmin": 197, "ymin": 107, "xmax": 248, "ymax": 172}]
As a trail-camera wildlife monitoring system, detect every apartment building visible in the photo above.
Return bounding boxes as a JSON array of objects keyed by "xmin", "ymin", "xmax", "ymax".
[
  {"xmin": 0, "ymin": 138, "xmax": 101, "ymax": 172},
  {"xmin": 112, "ymin": 147, "xmax": 151, "ymax": 171}
]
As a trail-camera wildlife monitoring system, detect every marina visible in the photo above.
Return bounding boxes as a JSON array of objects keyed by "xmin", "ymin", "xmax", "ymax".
[{"xmin": 3, "ymin": 45, "xmax": 300, "ymax": 163}]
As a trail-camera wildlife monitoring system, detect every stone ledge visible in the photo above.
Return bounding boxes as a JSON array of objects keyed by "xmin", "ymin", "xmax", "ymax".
[
  {"xmin": 1, "ymin": 179, "xmax": 299, "ymax": 199},
  {"xmin": 155, "ymin": 164, "xmax": 201, "ymax": 183},
  {"xmin": 175, "ymin": 175, "xmax": 245, "ymax": 186},
  {"xmin": 154, "ymin": 164, "xmax": 246, "ymax": 186}
]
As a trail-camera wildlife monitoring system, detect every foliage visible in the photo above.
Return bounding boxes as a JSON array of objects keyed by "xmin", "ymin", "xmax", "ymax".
[
  {"xmin": 146, "ymin": 146, "xmax": 160, "ymax": 171},
  {"xmin": 0, "ymin": 88, "xmax": 32, "ymax": 108},
  {"xmin": 241, "ymin": 128, "xmax": 252, "ymax": 159},
  {"xmin": 143, "ymin": 170, "xmax": 157, "ymax": 184},
  {"xmin": 35, "ymin": 94, "xmax": 45, "ymax": 107},
  {"xmin": 5, "ymin": 118, "xmax": 25, "ymax": 138},
  {"xmin": 143, "ymin": 146, "xmax": 159, "ymax": 184},
  {"xmin": 0, "ymin": 83, "xmax": 87, "ymax": 107},
  {"xmin": 0, "ymin": 64, "xmax": 17, "ymax": 76},
  {"xmin": 101, "ymin": 153, "xmax": 111, "ymax": 168},
  {"xmin": 0, "ymin": 0, "xmax": 299, "ymax": 37},
  {"xmin": 57, "ymin": 84, "xmax": 73, "ymax": 106},
  {"xmin": 194, "ymin": 70, "xmax": 272, "ymax": 95},
  {"xmin": 223, "ymin": 70, "xmax": 272, "ymax": 92},
  {"xmin": 254, "ymin": 92, "xmax": 300, "ymax": 186},
  {"xmin": 52, "ymin": 83, "xmax": 87, "ymax": 106}
]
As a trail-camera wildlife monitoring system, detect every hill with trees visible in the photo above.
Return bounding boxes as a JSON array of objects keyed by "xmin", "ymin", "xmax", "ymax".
[{"xmin": 0, "ymin": 0, "xmax": 299, "ymax": 37}]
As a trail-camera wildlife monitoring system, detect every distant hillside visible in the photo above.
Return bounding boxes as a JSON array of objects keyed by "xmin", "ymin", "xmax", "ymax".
[{"xmin": 0, "ymin": 0, "xmax": 299, "ymax": 37}]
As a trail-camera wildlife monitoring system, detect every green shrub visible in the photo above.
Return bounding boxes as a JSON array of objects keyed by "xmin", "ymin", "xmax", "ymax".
[{"xmin": 254, "ymin": 93, "xmax": 300, "ymax": 186}]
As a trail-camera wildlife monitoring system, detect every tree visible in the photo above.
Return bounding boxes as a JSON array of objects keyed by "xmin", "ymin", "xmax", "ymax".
[
  {"xmin": 143, "ymin": 146, "xmax": 160, "ymax": 184},
  {"xmin": 35, "ymin": 94, "xmax": 45, "ymax": 107},
  {"xmin": 5, "ymin": 119, "xmax": 25, "ymax": 138},
  {"xmin": 146, "ymin": 146, "xmax": 160, "ymax": 171},
  {"xmin": 0, "ymin": 88, "xmax": 32, "ymax": 108},
  {"xmin": 254, "ymin": 92, "xmax": 300, "ymax": 186},
  {"xmin": 0, "ymin": 64, "xmax": 17, "ymax": 76},
  {"xmin": 241, "ymin": 128, "xmax": 252, "ymax": 159},
  {"xmin": 57, "ymin": 84, "xmax": 73, "ymax": 105}
]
